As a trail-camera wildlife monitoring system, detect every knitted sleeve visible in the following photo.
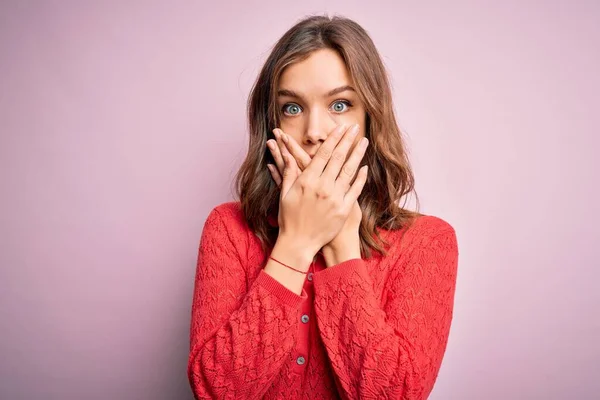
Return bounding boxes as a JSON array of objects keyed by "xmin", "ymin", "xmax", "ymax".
[
  {"xmin": 187, "ymin": 208, "xmax": 306, "ymax": 399},
  {"xmin": 312, "ymin": 219, "xmax": 459, "ymax": 399}
]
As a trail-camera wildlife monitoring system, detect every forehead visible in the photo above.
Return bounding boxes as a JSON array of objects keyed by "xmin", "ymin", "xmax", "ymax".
[{"xmin": 278, "ymin": 48, "xmax": 352, "ymax": 92}]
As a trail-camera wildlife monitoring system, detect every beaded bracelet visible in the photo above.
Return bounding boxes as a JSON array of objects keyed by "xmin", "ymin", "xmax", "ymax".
[{"xmin": 269, "ymin": 256, "xmax": 308, "ymax": 274}]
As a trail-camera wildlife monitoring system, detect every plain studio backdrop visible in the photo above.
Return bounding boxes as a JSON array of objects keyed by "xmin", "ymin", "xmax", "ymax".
[{"xmin": 0, "ymin": 1, "xmax": 598, "ymax": 399}]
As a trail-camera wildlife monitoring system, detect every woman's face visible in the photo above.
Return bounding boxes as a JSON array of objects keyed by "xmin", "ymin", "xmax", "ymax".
[{"xmin": 276, "ymin": 48, "xmax": 367, "ymax": 160}]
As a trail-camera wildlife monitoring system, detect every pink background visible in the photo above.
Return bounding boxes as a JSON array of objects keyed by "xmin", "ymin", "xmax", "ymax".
[{"xmin": 1, "ymin": 1, "xmax": 598, "ymax": 399}]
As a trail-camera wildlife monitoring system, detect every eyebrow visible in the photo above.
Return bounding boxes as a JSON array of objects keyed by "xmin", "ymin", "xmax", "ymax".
[{"xmin": 277, "ymin": 85, "xmax": 355, "ymax": 99}]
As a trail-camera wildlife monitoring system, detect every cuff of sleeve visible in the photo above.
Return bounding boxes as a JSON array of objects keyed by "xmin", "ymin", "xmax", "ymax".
[
  {"xmin": 312, "ymin": 257, "xmax": 369, "ymax": 286},
  {"xmin": 255, "ymin": 269, "xmax": 307, "ymax": 309}
]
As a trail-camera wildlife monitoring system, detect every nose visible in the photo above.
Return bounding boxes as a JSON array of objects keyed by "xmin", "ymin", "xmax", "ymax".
[{"xmin": 303, "ymin": 108, "xmax": 337, "ymax": 146}]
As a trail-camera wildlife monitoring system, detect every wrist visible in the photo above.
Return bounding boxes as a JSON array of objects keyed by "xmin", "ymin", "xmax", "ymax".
[
  {"xmin": 272, "ymin": 235, "xmax": 317, "ymax": 272},
  {"xmin": 322, "ymin": 239, "xmax": 361, "ymax": 268}
]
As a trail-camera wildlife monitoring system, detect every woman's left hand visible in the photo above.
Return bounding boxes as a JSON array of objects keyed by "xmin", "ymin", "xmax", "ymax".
[{"xmin": 266, "ymin": 128, "xmax": 363, "ymax": 264}]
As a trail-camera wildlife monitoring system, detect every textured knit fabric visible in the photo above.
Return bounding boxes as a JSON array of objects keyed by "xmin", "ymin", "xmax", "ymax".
[{"xmin": 187, "ymin": 201, "xmax": 459, "ymax": 399}]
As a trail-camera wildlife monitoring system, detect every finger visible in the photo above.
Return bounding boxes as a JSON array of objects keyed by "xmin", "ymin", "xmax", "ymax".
[
  {"xmin": 274, "ymin": 129, "xmax": 301, "ymax": 172},
  {"xmin": 321, "ymin": 123, "xmax": 361, "ymax": 183},
  {"xmin": 335, "ymin": 136, "xmax": 369, "ymax": 192},
  {"xmin": 267, "ymin": 138, "xmax": 285, "ymax": 176},
  {"xmin": 344, "ymin": 165, "xmax": 368, "ymax": 207},
  {"xmin": 304, "ymin": 124, "xmax": 349, "ymax": 179},
  {"xmin": 277, "ymin": 129, "xmax": 311, "ymax": 171},
  {"xmin": 267, "ymin": 163, "xmax": 282, "ymax": 187},
  {"xmin": 280, "ymin": 153, "xmax": 299, "ymax": 197}
]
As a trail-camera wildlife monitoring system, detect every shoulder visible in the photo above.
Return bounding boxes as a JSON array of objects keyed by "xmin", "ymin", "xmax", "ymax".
[
  {"xmin": 198, "ymin": 201, "xmax": 250, "ymax": 262},
  {"xmin": 407, "ymin": 214, "xmax": 456, "ymax": 240},
  {"xmin": 386, "ymin": 214, "xmax": 458, "ymax": 256},
  {"xmin": 202, "ymin": 201, "xmax": 248, "ymax": 240},
  {"xmin": 209, "ymin": 200, "xmax": 243, "ymax": 222},
  {"xmin": 383, "ymin": 214, "xmax": 459, "ymax": 283}
]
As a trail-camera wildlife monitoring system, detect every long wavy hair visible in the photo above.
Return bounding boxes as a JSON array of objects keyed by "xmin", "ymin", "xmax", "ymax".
[{"xmin": 233, "ymin": 14, "xmax": 421, "ymax": 259}]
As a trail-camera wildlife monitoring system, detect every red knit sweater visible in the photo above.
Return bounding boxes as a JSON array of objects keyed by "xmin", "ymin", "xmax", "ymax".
[{"xmin": 187, "ymin": 201, "xmax": 459, "ymax": 399}]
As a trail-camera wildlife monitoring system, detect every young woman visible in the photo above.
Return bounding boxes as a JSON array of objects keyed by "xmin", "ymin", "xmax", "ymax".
[{"xmin": 188, "ymin": 15, "xmax": 459, "ymax": 400}]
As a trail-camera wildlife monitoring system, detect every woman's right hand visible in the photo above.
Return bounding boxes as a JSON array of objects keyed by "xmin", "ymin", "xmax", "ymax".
[{"xmin": 276, "ymin": 123, "xmax": 369, "ymax": 256}]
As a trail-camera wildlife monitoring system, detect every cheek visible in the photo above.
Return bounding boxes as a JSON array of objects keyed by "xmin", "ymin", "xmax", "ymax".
[
  {"xmin": 335, "ymin": 113, "xmax": 358, "ymax": 124},
  {"xmin": 278, "ymin": 121, "xmax": 299, "ymax": 136},
  {"xmin": 278, "ymin": 124, "xmax": 302, "ymax": 143},
  {"xmin": 339, "ymin": 108, "xmax": 367, "ymax": 131}
]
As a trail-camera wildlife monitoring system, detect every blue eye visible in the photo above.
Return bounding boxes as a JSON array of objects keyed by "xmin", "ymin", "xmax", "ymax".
[
  {"xmin": 331, "ymin": 100, "xmax": 352, "ymax": 113},
  {"xmin": 282, "ymin": 103, "xmax": 302, "ymax": 115},
  {"xmin": 281, "ymin": 100, "xmax": 353, "ymax": 117}
]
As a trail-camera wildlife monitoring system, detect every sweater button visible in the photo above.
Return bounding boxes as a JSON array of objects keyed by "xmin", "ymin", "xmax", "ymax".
[
  {"xmin": 307, "ymin": 272, "xmax": 313, "ymax": 281},
  {"xmin": 301, "ymin": 314, "xmax": 309, "ymax": 324},
  {"xmin": 296, "ymin": 356, "xmax": 306, "ymax": 365}
]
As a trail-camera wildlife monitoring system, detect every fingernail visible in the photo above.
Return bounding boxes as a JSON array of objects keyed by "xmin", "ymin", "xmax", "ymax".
[
  {"xmin": 360, "ymin": 137, "xmax": 369, "ymax": 148},
  {"xmin": 267, "ymin": 141, "xmax": 275, "ymax": 150},
  {"xmin": 351, "ymin": 124, "xmax": 359, "ymax": 135},
  {"xmin": 282, "ymin": 133, "xmax": 289, "ymax": 143}
]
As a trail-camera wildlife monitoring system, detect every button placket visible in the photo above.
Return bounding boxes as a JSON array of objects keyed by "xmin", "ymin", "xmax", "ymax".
[{"xmin": 293, "ymin": 262, "xmax": 314, "ymax": 373}]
